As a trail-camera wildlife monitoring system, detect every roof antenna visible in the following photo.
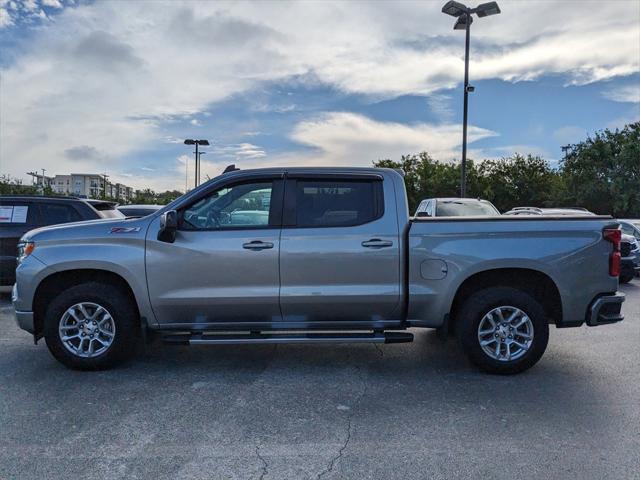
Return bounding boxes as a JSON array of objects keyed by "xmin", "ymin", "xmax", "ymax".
[{"xmin": 222, "ymin": 164, "xmax": 239, "ymax": 174}]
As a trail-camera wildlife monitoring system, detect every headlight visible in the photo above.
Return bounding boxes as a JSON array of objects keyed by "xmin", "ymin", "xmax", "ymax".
[{"xmin": 17, "ymin": 241, "xmax": 35, "ymax": 265}]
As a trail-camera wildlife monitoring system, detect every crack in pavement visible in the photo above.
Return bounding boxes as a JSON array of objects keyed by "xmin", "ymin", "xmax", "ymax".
[
  {"xmin": 255, "ymin": 445, "xmax": 268, "ymax": 480},
  {"xmin": 316, "ymin": 367, "xmax": 368, "ymax": 480}
]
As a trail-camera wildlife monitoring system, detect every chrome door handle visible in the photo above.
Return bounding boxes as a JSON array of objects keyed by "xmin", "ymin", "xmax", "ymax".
[
  {"xmin": 361, "ymin": 239, "xmax": 393, "ymax": 248},
  {"xmin": 242, "ymin": 241, "xmax": 274, "ymax": 250}
]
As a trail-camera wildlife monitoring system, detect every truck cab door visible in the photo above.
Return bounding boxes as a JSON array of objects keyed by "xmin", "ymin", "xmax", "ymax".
[
  {"xmin": 278, "ymin": 174, "xmax": 401, "ymax": 327},
  {"xmin": 145, "ymin": 176, "xmax": 284, "ymax": 328}
]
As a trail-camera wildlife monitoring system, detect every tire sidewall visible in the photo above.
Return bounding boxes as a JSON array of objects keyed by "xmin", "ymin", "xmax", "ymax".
[
  {"xmin": 457, "ymin": 287, "xmax": 549, "ymax": 375},
  {"xmin": 44, "ymin": 283, "xmax": 138, "ymax": 370}
]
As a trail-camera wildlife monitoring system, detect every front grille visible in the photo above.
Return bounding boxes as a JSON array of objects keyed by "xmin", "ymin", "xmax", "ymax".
[{"xmin": 621, "ymin": 241, "xmax": 632, "ymax": 257}]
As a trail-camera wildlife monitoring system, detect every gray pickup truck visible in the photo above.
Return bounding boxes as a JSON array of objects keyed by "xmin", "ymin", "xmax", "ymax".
[{"xmin": 12, "ymin": 167, "xmax": 625, "ymax": 374}]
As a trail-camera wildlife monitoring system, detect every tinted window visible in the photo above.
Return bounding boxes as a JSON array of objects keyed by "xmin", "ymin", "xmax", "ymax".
[
  {"xmin": 436, "ymin": 201, "xmax": 499, "ymax": 217},
  {"xmin": 295, "ymin": 180, "xmax": 381, "ymax": 227},
  {"xmin": 0, "ymin": 202, "xmax": 39, "ymax": 226},
  {"xmin": 182, "ymin": 181, "xmax": 273, "ymax": 230},
  {"xmin": 40, "ymin": 203, "xmax": 83, "ymax": 225}
]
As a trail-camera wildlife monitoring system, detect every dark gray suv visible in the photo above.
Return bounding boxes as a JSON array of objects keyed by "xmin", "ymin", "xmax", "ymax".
[{"xmin": 0, "ymin": 196, "xmax": 110, "ymax": 286}]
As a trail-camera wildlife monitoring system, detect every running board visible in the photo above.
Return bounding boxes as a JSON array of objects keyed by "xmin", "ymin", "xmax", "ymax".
[{"xmin": 162, "ymin": 331, "xmax": 413, "ymax": 346}]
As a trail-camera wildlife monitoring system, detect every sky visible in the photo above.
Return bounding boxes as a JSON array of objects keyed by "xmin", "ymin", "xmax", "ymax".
[{"xmin": 0, "ymin": 0, "xmax": 639, "ymax": 192}]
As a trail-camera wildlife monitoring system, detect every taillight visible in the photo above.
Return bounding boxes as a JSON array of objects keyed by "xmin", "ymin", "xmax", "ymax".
[{"xmin": 603, "ymin": 228, "xmax": 621, "ymax": 277}]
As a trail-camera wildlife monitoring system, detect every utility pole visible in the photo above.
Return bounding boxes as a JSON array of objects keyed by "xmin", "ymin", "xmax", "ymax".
[
  {"xmin": 41, "ymin": 168, "xmax": 47, "ymax": 195},
  {"xmin": 102, "ymin": 173, "xmax": 109, "ymax": 199}
]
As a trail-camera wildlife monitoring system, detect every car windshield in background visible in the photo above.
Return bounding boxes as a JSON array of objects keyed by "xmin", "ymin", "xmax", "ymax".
[
  {"xmin": 98, "ymin": 209, "xmax": 125, "ymax": 219},
  {"xmin": 118, "ymin": 206, "xmax": 162, "ymax": 218},
  {"xmin": 436, "ymin": 201, "xmax": 499, "ymax": 216}
]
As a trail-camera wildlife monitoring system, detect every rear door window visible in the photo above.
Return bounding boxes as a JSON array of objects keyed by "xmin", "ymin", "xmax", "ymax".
[
  {"xmin": 0, "ymin": 202, "xmax": 39, "ymax": 225},
  {"xmin": 292, "ymin": 179, "xmax": 383, "ymax": 227},
  {"xmin": 39, "ymin": 203, "xmax": 83, "ymax": 225}
]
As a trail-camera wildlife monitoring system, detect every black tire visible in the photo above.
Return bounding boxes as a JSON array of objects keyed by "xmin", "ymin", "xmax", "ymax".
[
  {"xmin": 619, "ymin": 273, "xmax": 633, "ymax": 284},
  {"xmin": 44, "ymin": 282, "xmax": 139, "ymax": 370},
  {"xmin": 456, "ymin": 287, "xmax": 549, "ymax": 375}
]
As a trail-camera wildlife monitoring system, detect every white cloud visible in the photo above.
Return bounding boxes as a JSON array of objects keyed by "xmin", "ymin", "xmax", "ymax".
[
  {"xmin": 42, "ymin": 0, "xmax": 62, "ymax": 8},
  {"xmin": 0, "ymin": 0, "xmax": 638, "ymax": 190},
  {"xmin": 285, "ymin": 112, "xmax": 495, "ymax": 166},
  {"xmin": 602, "ymin": 84, "xmax": 640, "ymax": 103},
  {"xmin": 0, "ymin": 7, "xmax": 12, "ymax": 27},
  {"xmin": 552, "ymin": 126, "xmax": 587, "ymax": 145}
]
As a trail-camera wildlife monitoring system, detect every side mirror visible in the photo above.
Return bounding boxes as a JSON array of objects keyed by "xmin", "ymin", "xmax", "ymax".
[{"xmin": 158, "ymin": 210, "xmax": 178, "ymax": 243}]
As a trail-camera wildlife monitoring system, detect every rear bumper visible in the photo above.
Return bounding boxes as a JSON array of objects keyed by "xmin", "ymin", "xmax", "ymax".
[{"xmin": 586, "ymin": 292, "xmax": 625, "ymax": 327}]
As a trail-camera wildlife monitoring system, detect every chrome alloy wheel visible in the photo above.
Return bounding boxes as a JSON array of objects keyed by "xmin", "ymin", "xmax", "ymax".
[
  {"xmin": 477, "ymin": 306, "xmax": 534, "ymax": 362},
  {"xmin": 58, "ymin": 302, "xmax": 116, "ymax": 358}
]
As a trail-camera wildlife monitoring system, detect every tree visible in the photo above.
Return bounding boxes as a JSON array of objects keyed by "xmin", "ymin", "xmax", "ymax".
[
  {"xmin": 374, "ymin": 152, "xmax": 466, "ymax": 211},
  {"xmin": 373, "ymin": 152, "xmax": 559, "ymax": 213},
  {"xmin": 561, "ymin": 122, "xmax": 639, "ymax": 216},
  {"xmin": 0, "ymin": 175, "xmax": 38, "ymax": 195},
  {"xmin": 475, "ymin": 154, "xmax": 561, "ymax": 212},
  {"xmin": 132, "ymin": 188, "xmax": 183, "ymax": 205}
]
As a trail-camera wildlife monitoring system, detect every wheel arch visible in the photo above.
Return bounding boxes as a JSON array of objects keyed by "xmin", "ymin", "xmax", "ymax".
[
  {"xmin": 449, "ymin": 268, "xmax": 563, "ymax": 332},
  {"xmin": 33, "ymin": 269, "xmax": 141, "ymax": 337}
]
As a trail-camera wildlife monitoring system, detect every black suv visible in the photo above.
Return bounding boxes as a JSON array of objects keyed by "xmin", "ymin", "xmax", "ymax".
[{"xmin": 0, "ymin": 196, "xmax": 115, "ymax": 286}]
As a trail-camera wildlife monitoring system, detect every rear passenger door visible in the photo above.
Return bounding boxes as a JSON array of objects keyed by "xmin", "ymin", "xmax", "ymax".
[{"xmin": 279, "ymin": 174, "xmax": 401, "ymax": 326}]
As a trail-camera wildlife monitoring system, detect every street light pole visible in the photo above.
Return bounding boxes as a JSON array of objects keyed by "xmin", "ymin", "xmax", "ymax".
[
  {"xmin": 194, "ymin": 141, "xmax": 200, "ymax": 189},
  {"xmin": 441, "ymin": 1, "xmax": 501, "ymax": 197},
  {"xmin": 184, "ymin": 139, "xmax": 210, "ymax": 188},
  {"xmin": 461, "ymin": 17, "xmax": 471, "ymax": 198}
]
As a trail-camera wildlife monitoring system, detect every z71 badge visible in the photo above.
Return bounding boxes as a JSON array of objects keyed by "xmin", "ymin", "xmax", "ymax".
[{"xmin": 110, "ymin": 227, "xmax": 141, "ymax": 234}]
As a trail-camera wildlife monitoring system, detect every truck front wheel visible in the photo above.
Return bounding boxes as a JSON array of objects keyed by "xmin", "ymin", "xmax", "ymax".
[
  {"xmin": 456, "ymin": 287, "xmax": 549, "ymax": 375},
  {"xmin": 44, "ymin": 282, "xmax": 139, "ymax": 370}
]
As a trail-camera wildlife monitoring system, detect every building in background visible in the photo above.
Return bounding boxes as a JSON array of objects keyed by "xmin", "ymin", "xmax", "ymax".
[{"xmin": 40, "ymin": 173, "xmax": 134, "ymax": 203}]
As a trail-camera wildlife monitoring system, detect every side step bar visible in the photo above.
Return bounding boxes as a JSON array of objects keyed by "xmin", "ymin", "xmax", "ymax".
[{"xmin": 162, "ymin": 331, "xmax": 413, "ymax": 346}]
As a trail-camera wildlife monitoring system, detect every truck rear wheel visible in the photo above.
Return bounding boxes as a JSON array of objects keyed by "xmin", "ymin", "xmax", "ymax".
[
  {"xmin": 44, "ymin": 282, "xmax": 138, "ymax": 370},
  {"xmin": 456, "ymin": 287, "xmax": 549, "ymax": 375}
]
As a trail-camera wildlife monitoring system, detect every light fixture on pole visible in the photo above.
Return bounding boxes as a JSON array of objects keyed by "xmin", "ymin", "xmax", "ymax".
[
  {"xmin": 441, "ymin": 1, "xmax": 501, "ymax": 197},
  {"xmin": 184, "ymin": 139, "xmax": 210, "ymax": 188}
]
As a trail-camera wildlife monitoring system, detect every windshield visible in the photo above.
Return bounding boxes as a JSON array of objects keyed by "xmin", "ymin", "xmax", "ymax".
[{"xmin": 436, "ymin": 201, "xmax": 500, "ymax": 217}]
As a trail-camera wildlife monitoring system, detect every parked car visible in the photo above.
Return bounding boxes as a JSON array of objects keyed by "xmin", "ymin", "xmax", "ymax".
[
  {"xmin": 86, "ymin": 199, "xmax": 125, "ymax": 219},
  {"xmin": 117, "ymin": 204, "xmax": 163, "ymax": 218},
  {"xmin": 620, "ymin": 233, "xmax": 639, "ymax": 283},
  {"xmin": 504, "ymin": 207, "xmax": 595, "ymax": 216},
  {"xmin": 0, "ymin": 196, "xmax": 112, "ymax": 286},
  {"xmin": 415, "ymin": 197, "xmax": 500, "ymax": 217},
  {"xmin": 12, "ymin": 167, "xmax": 625, "ymax": 374},
  {"xmin": 619, "ymin": 219, "xmax": 640, "ymax": 240}
]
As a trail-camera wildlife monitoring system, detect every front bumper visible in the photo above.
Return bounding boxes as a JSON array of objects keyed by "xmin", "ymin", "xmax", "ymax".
[
  {"xmin": 586, "ymin": 292, "xmax": 625, "ymax": 326},
  {"xmin": 12, "ymin": 283, "xmax": 35, "ymax": 333}
]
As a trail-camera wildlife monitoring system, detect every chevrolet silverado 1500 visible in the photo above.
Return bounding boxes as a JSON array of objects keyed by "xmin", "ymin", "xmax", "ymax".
[{"xmin": 12, "ymin": 167, "xmax": 625, "ymax": 374}]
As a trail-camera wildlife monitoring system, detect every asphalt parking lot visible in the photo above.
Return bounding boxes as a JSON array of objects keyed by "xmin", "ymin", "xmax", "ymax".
[{"xmin": 1, "ymin": 284, "xmax": 639, "ymax": 480}]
